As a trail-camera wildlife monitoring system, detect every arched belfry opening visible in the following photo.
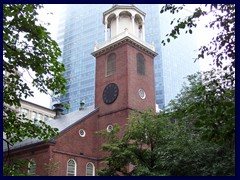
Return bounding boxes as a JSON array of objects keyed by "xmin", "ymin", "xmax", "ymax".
[
  {"xmin": 93, "ymin": 4, "xmax": 156, "ymax": 56},
  {"xmin": 103, "ymin": 5, "xmax": 146, "ymax": 42},
  {"xmin": 135, "ymin": 14, "xmax": 144, "ymax": 39}
]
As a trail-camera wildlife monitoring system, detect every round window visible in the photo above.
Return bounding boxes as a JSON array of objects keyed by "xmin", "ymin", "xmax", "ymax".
[
  {"xmin": 138, "ymin": 89, "xmax": 146, "ymax": 99},
  {"xmin": 79, "ymin": 129, "xmax": 86, "ymax": 137},
  {"xmin": 107, "ymin": 124, "xmax": 113, "ymax": 132}
]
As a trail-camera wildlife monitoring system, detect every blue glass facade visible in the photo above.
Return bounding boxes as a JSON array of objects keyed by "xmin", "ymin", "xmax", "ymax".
[{"xmin": 55, "ymin": 4, "xmax": 199, "ymax": 113}]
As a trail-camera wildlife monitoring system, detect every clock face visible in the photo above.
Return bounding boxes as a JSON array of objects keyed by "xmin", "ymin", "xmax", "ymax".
[{"xmin": 103, "ymin": 83, "xmax": 119, "ymax": 104}]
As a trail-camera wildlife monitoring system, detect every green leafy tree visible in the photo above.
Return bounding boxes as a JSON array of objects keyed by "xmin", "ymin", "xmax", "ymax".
[
  {"xmin": 165, "ymin": 70, "xmax": 235, "ymax": 175},
  {"xmin": 167, "ymin": 70, "xmax": 235, "ymax": 145},
  {"xmin": 98, "ymin": 4, "xmax": 235, "ymax": 176},
  {"xmin": 97, "ymin": 111, "xmax": 171, "ymax": 176},
  {"xmin": 3, "ymin": 158, "xmax": 30, "ymax": 176},
  {"xmin": 3, "ymin": 4, "xmax": 66, "ymax": 145},
  {"xmin": 97, "ymin": 125, "xmax": 134, "ymax": 176},
  {"xmin": 98, "ymin": 71, "xmax": 235, "ymax": 176},
  {"xmin": 160, "ymin": 4, "xmax": 235, "ymax": 72},
  {"xmin": 44, "ymin": 158, "xmax": 60, "ymax": 176}
]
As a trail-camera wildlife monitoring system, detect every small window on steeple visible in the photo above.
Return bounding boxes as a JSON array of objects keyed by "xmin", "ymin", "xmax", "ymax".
[
  {"xmin": 106, "ymin": 53, "xmax": 116, "ymax": 76},
  {"xmin": 137, "ymin": 53, "xmax": 145, "ymax": 75}
]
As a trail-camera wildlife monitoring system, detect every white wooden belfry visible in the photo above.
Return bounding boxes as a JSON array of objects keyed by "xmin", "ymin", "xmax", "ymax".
[{"xmin": 103, "ymin": 5, "xmax": 146, "ymax": 42}]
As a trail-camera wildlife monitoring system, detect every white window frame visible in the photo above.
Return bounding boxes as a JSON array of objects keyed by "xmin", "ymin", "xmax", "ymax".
[
  {"xmin": 79, "ymin": 129, "xmax": 86, "ymax": 137},
  {"xmin": 28, "ymin": 159, "xmax": 36, "ymax": 175},
  {"xmin": 67, "ymin": 159, "xmax": 77, "ymax": 176},
  {"xmin": 36, "ymin": 113, "xmax": 42, "ymax": 121},
  {"xmin": 86, "ymin": 162, "xmax": 95, "ymax": 176},
  {"xmin": 107, "ymin": 124, "xmax": 113, "ymax": 132},
  {"xmin": 31, "ymin": 111, "xmax": 37, "ymax": 121},
  {"xmin": 21, "ymin": 108, "xmax": 29, "ymax": 117}
]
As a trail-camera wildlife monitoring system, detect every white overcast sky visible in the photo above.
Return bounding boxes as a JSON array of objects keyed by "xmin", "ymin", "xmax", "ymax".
[{"xmin": 25, "ymin": 4, "xmax": 217, "ymax": 108}]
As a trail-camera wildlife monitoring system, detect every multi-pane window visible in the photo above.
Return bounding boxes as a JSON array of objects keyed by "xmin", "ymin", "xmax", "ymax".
[
  {"xmin": 106, "ymin": 53, "xmax": 116, "ymax": 76},
  {"xmin": 28, "ymin": 159, "xmax": 36, "ymax": 175},
  {"xmin": 21, "ymin": 108, "xmax": 29, "ymax": 118},
  {"xmin": 67, "ymin": 159, "xmax": 76, "ymax": 176},
  {"xmin": 31, "ymin": 112, "xmax": 37, "ymax": 121},
  {"xmin": 86, "ymin": 162, "xmax": 95, "ymax": 176},
  {"xmin": 137, "ymin": 53, "xmax": 145, "ymax": 75},
  {"xmin": 36, "ymin": 113, "xmax": 42, "ymax": 121},
  {"xmin": 44, "ymin": 115, "xmax": 49, "ymax": 121}
]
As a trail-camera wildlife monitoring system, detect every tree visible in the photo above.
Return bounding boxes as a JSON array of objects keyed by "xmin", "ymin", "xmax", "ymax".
[
  {"xmin": 97, "ymin": 110, "xmax": 172, "ymax": 176},
  {"xmin": 160, "ymin": 4, "xmax": 235, "ymax": 73},
  {"xmin": 165, "ymin": 70, "xmax": 235, "ymax": 175},
  {"xmin": 3, "ymin": 4, "xmax": 66, "ymax": 145},
  {"xmin": 97, "ymin": 4, "xmax": 235, "ymax": 176},
  {"xmin": 159, "ymin": 5, "xmax": 235, "ymax": 174},
  {"xmin": 167, "ymin": 69, "xmax": 235, "ymax": 145},
  {"xmin": 98, "ymin": 71, "xmax": 235, "ymax": 176}
]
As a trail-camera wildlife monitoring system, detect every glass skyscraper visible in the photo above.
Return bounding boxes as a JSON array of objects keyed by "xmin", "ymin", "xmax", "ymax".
[{"xmin": 54, "ymin": 4, "xmax": 199, "ymax": 113}]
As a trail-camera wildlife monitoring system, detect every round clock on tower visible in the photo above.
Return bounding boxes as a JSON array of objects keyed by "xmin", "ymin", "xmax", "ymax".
[{"xmin": 102, "ymin": 83, "xmax": 119, "ymax": 104}]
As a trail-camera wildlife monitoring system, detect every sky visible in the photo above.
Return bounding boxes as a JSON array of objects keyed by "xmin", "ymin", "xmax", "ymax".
[{"xmin": 24, "ymin": 4, "xmax": 217, "ymax": 108}]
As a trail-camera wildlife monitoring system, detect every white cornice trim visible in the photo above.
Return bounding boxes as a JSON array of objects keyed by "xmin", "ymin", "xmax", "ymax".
[{"xmin": 92, "ymin": 35, "xmax": 158, "ymax": 58}]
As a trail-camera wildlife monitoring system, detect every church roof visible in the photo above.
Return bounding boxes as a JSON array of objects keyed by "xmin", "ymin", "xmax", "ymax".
[{"xmin": 3, "ymin": 106, "xmax": 98, "ymax": 152}]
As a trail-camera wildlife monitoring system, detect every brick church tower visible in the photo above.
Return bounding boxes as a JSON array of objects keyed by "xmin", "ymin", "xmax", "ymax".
[{"xmin": 92, "ymin": 4, "xmax": 158, "ymax": 138}]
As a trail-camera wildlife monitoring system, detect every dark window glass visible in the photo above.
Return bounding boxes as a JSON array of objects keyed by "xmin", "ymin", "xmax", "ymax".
[
  {"xmin": 137, "ymin": 53, "xmax": 145, "ymax": 75},
  {"xmin": 106, "ymin": 53, "xmax": 116, "ymax": 76}
]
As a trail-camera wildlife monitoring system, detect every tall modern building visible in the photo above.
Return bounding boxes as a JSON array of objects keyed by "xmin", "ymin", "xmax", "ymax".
[{"xmin": 54, "ymin": 4, "xmax": 199, "ymax": 113}]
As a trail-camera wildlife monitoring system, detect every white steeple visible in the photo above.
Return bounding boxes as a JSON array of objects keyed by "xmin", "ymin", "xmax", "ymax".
[
  {"xmin": 103, "ymin": 4, "xmax": 146, "ymax": 42},
  {"xmin": 92, "ymin": 4, "xmax": 157, "ymax": 58}
]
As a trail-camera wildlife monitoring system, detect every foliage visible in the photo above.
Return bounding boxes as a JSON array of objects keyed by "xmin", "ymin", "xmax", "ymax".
[
  {"xmin": 96, "ymin": 125, "xmax": 133, "ymax": 176},
  {"xmin": 3, "ymin": 4, "xmax": 66, "ymax": 144},
  {"xmin": 3, "ymin": 159, "xmax": 30, "ymax": 176},
  {"xmin": 167, "ymin": 69, "xmax": 235, "ymax": 145},
  {"xmin": 160, "ymin": 4, "xmax": 235, "ymax": 73},
  {"xmin": 98, "ymin": 5, "xmax": 235, "ymax": 175},
  {"xmin": 98, "ymin": 70, "xmax": 235, "ymax": 176},
  {"xmin": 44, "ymin": 158, "xmax": 60, "ymax": 175}
]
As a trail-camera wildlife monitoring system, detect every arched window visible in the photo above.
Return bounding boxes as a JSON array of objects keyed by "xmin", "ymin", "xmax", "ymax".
[
  {"xmin": 106, "ymin": 53, "xmax": 116, "ymax": 76},
  {"xmin": 28, "ymin": 159, "xmax": 36, "ymax": 175},
  {"xmin": 86, "ymin": 162, "xmax": 95, "ymax": 176},
  {"xmin": 67, "ymin": 159, "xmax": 77, "ymax": 176},
  {"xmin": 137, "ymin": 53, "xmax": 145, "ymax": 75}
]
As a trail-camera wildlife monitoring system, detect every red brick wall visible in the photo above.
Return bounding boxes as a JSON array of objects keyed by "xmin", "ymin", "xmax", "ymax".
[
  {"xmin": 127, "ymin": 44, "xmax": 156, "ymax": 112},
  {"xmin": 95, "ymin": 43, "xmax": 129, "ymax": 115},
  {"xmin": 47, "ymin": 111, "xmax": 100, "ymax": 175},
  {"xmin": 49, "ymin": 151, "xmax": 98, "ymax": 176},
  {"xmin": 52, "ymin": 111, "xmax": 99, "ymax": 158},
  {"xmin": 95, "ymin": 42, "xmax": 156, "ymax": 114},
  {"xmin": 93, "ymin": 42, "xmax": 156, "ymax": 175},
  {"xmin": 95, "ymin": 109, "xmax": 130, "ymax": 157},
  {"xmin": 4, "ymin": 144, "xmax": 50, "ymax": 176}
]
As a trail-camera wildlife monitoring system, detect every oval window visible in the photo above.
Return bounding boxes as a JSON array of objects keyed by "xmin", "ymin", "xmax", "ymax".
[
  {"xmin": 107, "ymin": 124, "xmax": 113, "ymax": 132},
  {"xmin": 79, "ymin": 129, "xmax": 86, "ymax": 137}
]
